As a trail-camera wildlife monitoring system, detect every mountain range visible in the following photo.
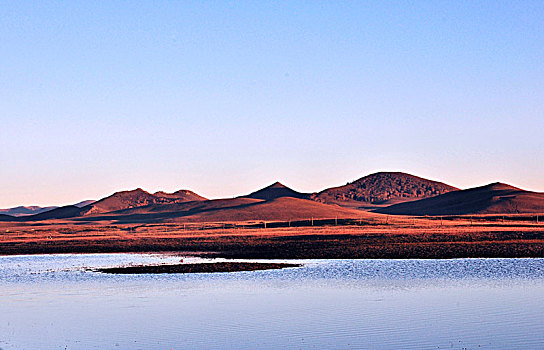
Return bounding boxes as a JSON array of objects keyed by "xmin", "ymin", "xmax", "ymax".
[
  {"xmin": 0, "ymin": 200, "xmax": 94, "ymax": 217},
  {"xmin": 1, "ymin": 172, "xmax": 542, "ymax": 222}
]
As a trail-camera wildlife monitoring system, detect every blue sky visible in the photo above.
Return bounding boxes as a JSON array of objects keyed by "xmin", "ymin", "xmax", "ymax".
[{"xmin": 1, "ymin": 1, "xmax": 543, "ymax": 207}]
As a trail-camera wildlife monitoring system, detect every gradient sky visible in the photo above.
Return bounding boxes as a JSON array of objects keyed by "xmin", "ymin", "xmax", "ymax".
[{"xmin": 1, "ymin": 1, "xmax": 543, "ymax": 207}]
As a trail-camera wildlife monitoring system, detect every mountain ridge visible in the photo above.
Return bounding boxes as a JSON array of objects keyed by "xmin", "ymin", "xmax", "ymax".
[
  {"xmin": 1, "ymin": 172, "xmax": 542, "ymax": 222},
  {"xmin": 0, "ymin": 199, "xmax": 95, "ymax": 217}
]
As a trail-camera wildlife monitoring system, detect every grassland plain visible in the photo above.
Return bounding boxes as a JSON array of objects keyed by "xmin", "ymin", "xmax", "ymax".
[{"xmin": 1, "ymin": 215, "xmax": 543, "ymax": 258}]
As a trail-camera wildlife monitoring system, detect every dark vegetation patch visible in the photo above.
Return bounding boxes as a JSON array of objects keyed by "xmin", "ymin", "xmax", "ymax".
[{"xmin": 95, "ymin": 262, "xmax": 301, "ymax": 274}]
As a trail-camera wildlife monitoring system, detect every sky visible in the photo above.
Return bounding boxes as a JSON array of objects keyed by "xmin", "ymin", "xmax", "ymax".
[{"xmin": 1, "ymin": 1, "xmax": 543, "ymax": 207}]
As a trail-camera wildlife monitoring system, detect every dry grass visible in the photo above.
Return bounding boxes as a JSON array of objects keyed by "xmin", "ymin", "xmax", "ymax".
[{"xmin": 1, "ymin": 214, "xmax": 543, "ymax": 258}]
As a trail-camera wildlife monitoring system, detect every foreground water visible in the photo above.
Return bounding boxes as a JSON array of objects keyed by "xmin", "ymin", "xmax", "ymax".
[{"xmin": 1, "ymin": 254, "xmax": 543, "ymax": 349}]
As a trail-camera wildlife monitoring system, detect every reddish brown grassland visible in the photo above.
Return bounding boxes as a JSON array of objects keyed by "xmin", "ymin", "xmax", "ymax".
[{"xmin": 1, "ymin": 214, "xmax": 543, "ymax": 259}]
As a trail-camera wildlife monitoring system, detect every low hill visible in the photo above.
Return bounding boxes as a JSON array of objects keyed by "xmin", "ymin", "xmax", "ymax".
[
  {"xmin": 189, "ymin": 197, "xmax": 368, "ymax": 222},
  {"xmin": 97, "ymin": 197, "xmax": 262, "ymax": 217},
  {"xmin": 313, "ymin": 172, "xmax": 458, "ymax": 208},
  {"xmin": 376, "ymin": 183, "xmax": 544, "ymax": 215},
  {"xmin": 20, "ymin": 205, "xmax": 83, "ymax": 221},
  {"xmin": 0, "ymin": 214, "xmax": 16, "ymax": 221},
  {"xmin": 243, "ymin": 182, "xmax": 310, "ymax": 200},
  {"xmin": 0, "ymin": 200, "xmax": 94, "ymax": 217},
  {"xmin": 73, "ymin": 196, "xmax": 371, "ymax": 223}
]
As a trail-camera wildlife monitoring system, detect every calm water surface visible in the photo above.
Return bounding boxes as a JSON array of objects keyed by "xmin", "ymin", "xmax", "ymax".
[{"xmin": 1, "ymin": 254, "xmax": 543, "ymax": 349}]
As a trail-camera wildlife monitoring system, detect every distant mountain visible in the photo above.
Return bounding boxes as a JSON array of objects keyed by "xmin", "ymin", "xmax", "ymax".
[
  {"xmin": 23, "ymin": 205, "xmax": 84, "ymax": 221},
  {"xmin": 0, "ymin": 205, "xmax": 58, "ymax": 217},
  {"xmin": 0, "ymin": 200, "xmax": 95, "ymax": 217},
  {"xmin": 313, "ymin": 172, "xmax": 458, "ymax": 208},
  {"xmin": 376, "ymin": 183, "xmax": 544, "ymax": 215},
  {"xmin": 243, "ymin": 182, "xmax": 309, "ymax": 200},
  {"xmin": 0, "ymin": 187, "xmax": 207, "ymax": 221},
  {"xmin": 0, "ymin": 214, "xmax": 17, "ymax": 221}
]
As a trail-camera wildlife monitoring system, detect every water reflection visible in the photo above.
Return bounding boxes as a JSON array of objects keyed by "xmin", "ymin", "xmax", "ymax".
[{"xmin": 1, "ymin": 254, "xmax": 543, "ymax": 349}]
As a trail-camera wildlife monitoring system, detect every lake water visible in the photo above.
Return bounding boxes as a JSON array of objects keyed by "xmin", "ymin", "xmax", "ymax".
[{"xmin": 1, "ymin": 254, "xmax": 543, "ymax": 349}]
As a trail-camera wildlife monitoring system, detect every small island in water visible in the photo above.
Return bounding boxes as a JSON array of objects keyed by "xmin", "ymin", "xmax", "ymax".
[{"xmin": 96, "ymin": 262, "xmax": 302, "ymax": 274}]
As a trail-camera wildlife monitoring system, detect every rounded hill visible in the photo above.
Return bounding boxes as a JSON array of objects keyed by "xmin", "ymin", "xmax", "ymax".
[{"xmin": 313, "ymin": 172, "xmax": 458, "ymax": 206}]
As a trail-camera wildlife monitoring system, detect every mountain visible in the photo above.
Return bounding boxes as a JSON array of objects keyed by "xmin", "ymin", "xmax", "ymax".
[
  {"xmin": 0, "ymin": 205, "xmax": 58, "ymax": 217},
  {"xmin": 0, "ymin": 188, "xmax": 207, "ymax": 221},
  {"xmin": 376, "ymin": 183, "xmax": 544, "ymax": 215},
  {"xmin": 5, "ymin": 175, "xmax": 540, "ymax": 223},
  {"xmin": 79, "ymin": 188, "xmax": 160, "ymax": 215},
  {"xmin": 243, "ymin": 182, "xmax": 309, "ymax": 200},
  {"xmin": 313, "ymin": 172, "xmax": 458, "ymax": 208},
  {"xmin": 80, "ymin": 188, "xmax": 206, "ymax": 216}
]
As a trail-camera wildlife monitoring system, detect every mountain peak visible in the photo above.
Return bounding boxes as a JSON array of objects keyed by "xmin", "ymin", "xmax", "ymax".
[
  {"xmin": 244, "ymin": 182, "xmax": 308, "ymax": 201},
  {"xmin": 483, "ymin": 182, "xmax": 521, "ymax": 191},
  {"xmin": 268, "ymin": 181, "xmax": 287, "ymax": 188}
]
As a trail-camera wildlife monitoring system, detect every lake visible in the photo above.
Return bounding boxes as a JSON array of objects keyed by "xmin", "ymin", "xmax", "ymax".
[{"xmin": 1, "ymin": 254, "xmax": 543, "ymax": 349}]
